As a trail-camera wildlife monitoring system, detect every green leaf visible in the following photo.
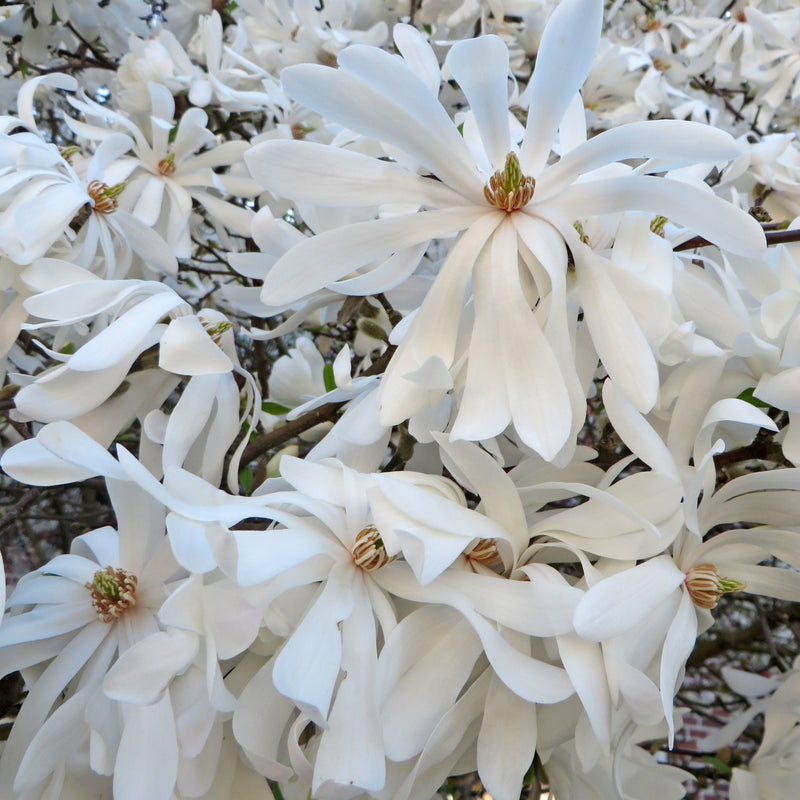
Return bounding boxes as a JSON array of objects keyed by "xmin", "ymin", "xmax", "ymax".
[
  {"xmin": 701, "ymin": 756, "xmax": 733, "ymax": 778},
  {"xmin": 323, "ymin": 363, "xmax": 337, "ymax": 393},
  {"xmin": 262, "ymin": 401, "xmax": 291, "ymax": 416},
  {"xmin": 737, "ymin": 387, "xmax": 770, "ymax": 409},
  {"xmin": 239, "ymin": 467, "xmax": 254, "ymax": 495}
]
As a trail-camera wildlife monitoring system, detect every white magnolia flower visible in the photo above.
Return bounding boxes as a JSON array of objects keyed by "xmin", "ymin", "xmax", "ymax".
[
  {"xmin": 0, "ymin": 479, "xmax": 180, "ymax": 799},
  {"xmin": 245, "ymin": 0, "xmax": 764, "ymax": 462},
  {"xmin": 65, "ymin": 82, "xmax": 259, "ymax": 259}
]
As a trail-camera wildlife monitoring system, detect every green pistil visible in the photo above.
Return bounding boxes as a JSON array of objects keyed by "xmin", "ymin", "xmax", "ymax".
[
  {"xmin": 501, "ymin": 152, "xmax": 524, "ymax": 196},
  {"xmin": 93, "ymin": 570, "xmax": 122, "ymax": 600},
  {"xmin": 650, "ymin": 215, "xmax": 667, "ymax": 236}
]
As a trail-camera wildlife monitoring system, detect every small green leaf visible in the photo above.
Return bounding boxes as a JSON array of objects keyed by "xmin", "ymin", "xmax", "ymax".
[
  {"xmin": 167, "ymin": 124, "xmax": 179, "ymax": 144},
  {"xmin": 323, "ymin": 363, "xmax": 337, "ymax": 393},
  {"xmin": 457, "ymin": 122, "xmax": 464, "ymax": 135},
  {"xmin": 701, "ymin": 756, "xmax": 733, "ymax": 778},
  {"xmin": 737, "ymin": 387, "xmax": 769, "ymax": 408},
  {"xmin": 227, "ymin": 0, "xmax": 238, "ymax": 10},
  {"xmin": 262, "ymin": 401, "xmax": 291, "ymax": 415},
  {"xmin": 239, "ymin": 468, "xmax": 254, "ymax": 495},
  {"xmin": 58, "ymin": 342, "xmax": 75, "ymax": 355}
]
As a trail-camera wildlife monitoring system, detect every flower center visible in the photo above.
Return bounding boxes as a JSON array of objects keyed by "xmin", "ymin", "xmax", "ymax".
[
  {"xmin": 87, "ymin": 180, "xmax": 126, "ymax": 214},
  {"xmin": 351, "ymin": 525, "xmax": 393, "ymax": 572},
  {"xmin": 86, "ymin": 566, "xmax": 138, "ymax": 623},
  {"xmin": 158, "ymin": 152, "xmax": 176, "ymax": 176},
  {"xmin": 484, "ymin": 152, "xmax": 535, "ymax": 212},
  {"xmin": 466, "ymin": 538, "xmax": 503, "ymax": 570},
  {"xmin": 684, "ymin": 563, "xmax": 745, "ymax": 610}
]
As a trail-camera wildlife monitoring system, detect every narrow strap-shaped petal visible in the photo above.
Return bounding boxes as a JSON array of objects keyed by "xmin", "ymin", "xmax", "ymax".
[
  {"xmin": 452, "ymin": 232, "xmax": 512, "ymax": 442},
  {"xmin": 547, "ymin": 174, "xmax": 766, "ymax": 257},
  {"xmin": 494, "ymin": 218, "xmax": 571, "ymax": 459},
  {"xmin": 245, "ymin": 139, "xmax": 466, "ymax": 208},
  {"xmin": 520, "ymin": 0, "xmax": 602, "ymax": 176},
  {"xmin": 477, "ymin": 669, "xmax": 538, "ymax": 800},
  {"xmin": 113, "ymin": 693, "xmax": 179, "ymax": 800},
  {"xmin": 660, "ymin": 590, "xmax": 698, "ymax": 746},
  {"xmin": 281, "ymin": 61, "xmax": 483, "ymax": 200},
  {"xmin": 260, "ymin": 207, "xmax": 484, "ymax": 307},
  {"xmin": 574, "ymin": 244, "xmax": 660, "ymax": 413},
  {"xmin": 537, "ymin": 119, "xmax": 744, "ymax": 199},
  {"xmin": 271, "ymin": 562, "xmax": 357, "ymax": 725},
  {"xmin": 313, "ymin": 578, "xmax": 384, "ymax": 794},
  {"xmin": 446, "ymin": 35, "xmax": 511, "ymax": 172}
]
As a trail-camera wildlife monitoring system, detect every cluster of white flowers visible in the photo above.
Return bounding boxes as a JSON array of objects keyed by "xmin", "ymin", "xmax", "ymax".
[{"xmin": 0, "ymin": 0, "xmax": 800, "ymax": 798}]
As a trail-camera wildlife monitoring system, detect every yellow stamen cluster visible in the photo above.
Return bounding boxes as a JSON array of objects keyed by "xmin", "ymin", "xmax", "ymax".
[
  {"xmin": 484, "ymin": 152, "xmax": 535, "ymax": 212},
  {"xmin": 86, "ymin": 566, "xmax": 138, "ymax": 623},
  {"xmin": 351, "ymin": 525, "xmax": 393, "ymax": 572},
  {"xmin": 466, "ymin": 538, "xmax": 503, "ymax": 569},
  {"xmin": 685, "ymin": 563, "xmax": 745, "ymax": 610},
  {"xmin": 87, "ymin": 180, "xmax": 126, "ymax": 214}
]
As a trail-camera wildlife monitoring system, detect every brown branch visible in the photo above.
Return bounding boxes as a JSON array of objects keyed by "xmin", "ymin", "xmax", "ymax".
[
  {"xmin": 675, "ymin": 228, "xmax": 800, "ymax": 252},
  {"xmin": 0, "ymin": 488, "xmax": 41, "ymax": 532},
  {"xmin": 240, "ymin": 346, "xmax": 396, "ymax": 464}
]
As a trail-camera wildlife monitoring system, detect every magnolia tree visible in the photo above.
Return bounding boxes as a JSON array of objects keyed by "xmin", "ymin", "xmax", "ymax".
[{"xmin": 1, "ymin": 0, "xmax": 800, "ymax": 798}]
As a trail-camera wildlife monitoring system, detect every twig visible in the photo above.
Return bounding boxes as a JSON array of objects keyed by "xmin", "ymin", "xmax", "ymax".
[
  {"xmin": 240, "ymin": 346, "xmax": 395, "ymax": 463},
  {"xmin": 0, "ymin": 488, "xmax": 40, "ymax": 533},
  {"xmin": 675, "ymin": 228, "xmax": 800, "ymax": 252}
]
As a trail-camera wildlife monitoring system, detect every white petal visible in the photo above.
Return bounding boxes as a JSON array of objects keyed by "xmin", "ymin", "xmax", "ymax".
[
  {"xmin": 379, "ymin": 606, "xmax": 483, "ymax": 761},
  {"xmin": 574, "ymin": 556, "xmax": 685, "ymax": 641},
  {"xmin": 520, "ymin": 0, "xmax": 602, "ymax": 176},
  {"xmin": 446, "ymin": 36, "xmax": 510, "ymax": 171},
  {"xmin": 477, "ymin": 672, "xmax": 537, "ymax": 800},
  {"xmin": 659, "ymin": 591, "xmax": 697, "ymax": 746},
  {"xmin": 282, "ymin": 60, "xmax": 482, "ymax": 200},
  {"xmin": 393, "ymin": 23, "xmax": 441, "ymax": 96},
  {"xmin": 245, "ymin": 140, "xmax": 464, "ymax": 208},
  {"xmin": 557, "ymin": 634, "xmax": 610, "ymax": 753},
  {"xmin": 272, "ymin": 563, "xmax": 356, "ymax": 724},
  {"xmin": 538, "ymin": 120, "xmax": 744, "ymax": 198},
  {"xmin": 314, "ymin": 579, "xmax": 384, "ymax": 794},
  {"xmin": 575, "ymin": 247, "xmax": 659, "ymax": 413},
  {"xmin": 260, "ymin": 207, "xmax": 483, "ymax": 307},
  {"xmin": 550, "ymin": 175, "xmax": 766, "ymax": 257},
  {"xmin": 14, "ymin": 687, "xmax": 91, "ymax": 791},
  {"xmin": 104, "ymin": 630, "xmax": 198, "ymax": 705},
  {"xmin": 159, "ymin": 315, "xmax": 233, "ymax": 375},
  {"xmin": 232, "ymin": 657, "xmax": 295, "ymax": 781},
  {"xmin": 113, "ymin": 694, "xmax": 179, "ymax": 800}
]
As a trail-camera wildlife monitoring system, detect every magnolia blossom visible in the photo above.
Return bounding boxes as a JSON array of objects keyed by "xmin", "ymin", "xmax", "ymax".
[
  {"xmin": 246, "ymin": 0, "xmax": 764, "ymax": 462},
  {"xmin": 0, "ymin": 479, "xmax": 180, "ymax": 800}
]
